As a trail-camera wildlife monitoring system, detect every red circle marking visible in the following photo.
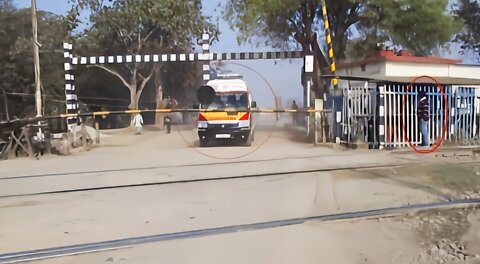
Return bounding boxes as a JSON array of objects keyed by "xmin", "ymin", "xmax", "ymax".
[{"xmin": 401, "ymin": 75, "xmax": 449, "ymax": 154}]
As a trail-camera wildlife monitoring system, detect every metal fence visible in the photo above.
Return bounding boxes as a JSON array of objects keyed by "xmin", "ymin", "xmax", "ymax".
[
  {"xmin": 332, "ymin": 83, "xmax": 479, "ymax": 149},
  {"xmin": 450, "ymin": 86, "xmax": 478, "ymax": 144},
  {"xmin": 339, "ymin": 82, "xmax": 377, "ymax": 146},
  {"xmin": 380, "ymin": 84, "xmax": 478, "ymax": 148}
]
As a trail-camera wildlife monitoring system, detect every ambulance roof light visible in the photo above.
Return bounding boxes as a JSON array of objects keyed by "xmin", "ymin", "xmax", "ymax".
[{"xmin": 216, "ymin": 73, "xmax": 243, "ymax": 80}]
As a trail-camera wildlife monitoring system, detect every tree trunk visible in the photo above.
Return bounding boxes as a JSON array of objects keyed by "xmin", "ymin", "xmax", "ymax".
[
  {"xmin": 128, "ymin": 88, "xmax": 137, "ymax": 110},
  {"xmin": 311, "ymin": 38, "xmax": 328, "ymax": 99},
  {"xmin": 333, "ymin": 24, "xmax": 347, "ymax": 61},
  {"xmin": 155, "ymin": 85, "xmax": 164, "ymax": 129}
]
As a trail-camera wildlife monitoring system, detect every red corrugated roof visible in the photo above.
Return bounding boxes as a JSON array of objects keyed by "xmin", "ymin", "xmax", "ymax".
[{"xmin": 338, "ymin": 50, "xmax": 462, "ymax": 69}]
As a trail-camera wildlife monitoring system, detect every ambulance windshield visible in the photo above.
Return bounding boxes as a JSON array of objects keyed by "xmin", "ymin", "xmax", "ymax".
[{"xmin": 205, "ymin": 93, "xmax": 248, "ymax": 111}]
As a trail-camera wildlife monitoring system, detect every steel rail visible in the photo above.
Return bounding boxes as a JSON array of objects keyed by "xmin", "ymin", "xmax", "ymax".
[
  {"xmin": 1, "ymin": 198, "xmax": 479, "ymax": 263},
  {"xmin": 0, "ymin": 152, "xmax": 367, "ymax": 181},
  {"xmin": 1, "ymin": 160, "xmax": 478, "ymax": 199},
  {"xmin": 0, "ymin": 162, "xmax": 418, "ymax": 199}
]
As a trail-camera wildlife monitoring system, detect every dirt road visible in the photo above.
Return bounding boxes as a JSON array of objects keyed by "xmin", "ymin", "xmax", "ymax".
[{"xmin": 0, "ymin": 125, "xmax": 479, "ymax": 263}]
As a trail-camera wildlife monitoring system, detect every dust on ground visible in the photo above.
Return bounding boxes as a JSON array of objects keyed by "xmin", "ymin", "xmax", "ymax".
[
  {"xmin": 3, "ymin": 124, "xmax": 480, "ymax": 264},
  {"xmin": 398, "ymin": 208, "xmax": 480, "ymax": 264},
  {"xmin": 333, "ymin": 162, "xmax": 480, "ymax": 200}
]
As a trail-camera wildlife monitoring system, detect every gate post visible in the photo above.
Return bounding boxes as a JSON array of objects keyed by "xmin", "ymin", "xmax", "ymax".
[
  {"xmin": 201, "ymin": 32, "xmax": 211, "ymax": 83},
  {"xmin": 378, "ymin": 85, "xmax": 386, "ymax": 149},
  {"xmin": 315, "ymin": 99, "xmax": 325, "ymax": 144},
  {"xmin": 63, "ymin": 42, "xmax": 77, "ymax": 131}
]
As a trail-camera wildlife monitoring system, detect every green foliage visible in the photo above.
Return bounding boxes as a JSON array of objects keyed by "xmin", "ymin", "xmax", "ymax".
[
  {"xmin": 225, "ymin": 0, "xmax": 457, "ymax": 59},
  {"xmin": 453, "ymin": 0, "xmax": 480, "ymax": 56},
  {"xmin": 68, "ymin": 0, "xmax": 217, "ymax": 110},
  {"xmin": 358, "ymin": 0, "xmax": 458, "ymax": 56},
  {"xmin": 0, "ymin": 5, "xmax": 69, "ymax": 119},
  {"xmin": 225, "ymin": 0, "xmax": 299, "ymax": 49}
]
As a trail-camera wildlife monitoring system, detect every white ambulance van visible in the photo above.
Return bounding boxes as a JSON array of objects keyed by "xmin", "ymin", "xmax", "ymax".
[{"xmin": 197, "ymin": 74, "xmax": 256, "ymax": 147}]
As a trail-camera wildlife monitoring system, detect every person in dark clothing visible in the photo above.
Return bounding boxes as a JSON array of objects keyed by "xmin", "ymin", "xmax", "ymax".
[
  {"xmin": 417, "ymin": 90, "xmax": 430, "ymax": 146},
  {"xmin": 291, "ymin": 100, "xmax": 299, "ymax": 125}
]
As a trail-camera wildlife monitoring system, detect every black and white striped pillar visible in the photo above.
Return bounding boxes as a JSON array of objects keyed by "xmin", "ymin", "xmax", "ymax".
[
  {"xmin": 336, "ymin": 110, "xmax": 342, "ymax": 144},
  {"xmin": 378, "ymin": 85, "xmax": 386, "ymax": 149},
  {"xmin": 201, "ymin": 33, "xmax": 210, "ymax": 83},
  {"xmin": 63, "ymin": 42, "xmax": 78, "ymax": 130}
]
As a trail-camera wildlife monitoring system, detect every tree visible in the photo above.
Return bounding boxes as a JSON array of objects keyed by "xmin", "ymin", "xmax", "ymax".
[
  {"xmin": 453, "ymin": 0, "xmax": 480, "ymax": 56},
  {"xmin": 0, "ymin": 0, "xmax": 14, "ymax": 11},
  {"xmin": 225, "ymin": 0, "xmax": 330, "ymax": 97},
  {"xmin": 225, "ymin": 0, "xmax": 457, "ymax": 98},
  {"xmin": 350, "ymin": 0, "xmax": 458, "ymax": 58},
  {"xmin": 0, "ymin": 3, "xmax": 69, "ymax": 120},
  {"xmin": 67, "ymin": 0, "xmax": 217, "ymax": 111}
]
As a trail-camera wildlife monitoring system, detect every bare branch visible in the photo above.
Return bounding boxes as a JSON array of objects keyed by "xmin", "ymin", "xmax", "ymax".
[
  {"xmin": 345, "ymin": 2, "xmax": 361, "ymax": 27},
  {"xmin": 308, "ymin": 0, "xmax": 315, "ymax": 24},
  {"xmin": 125, "ymin": 63, "xmax": 135, "ymax": 74},
  {"xmin": 131, "ymin": 66, "xmax": 138, "ymax": 86},
  {"xmin": 288, "ymin": 18, "xmax": 302, "ymax": 35},
  {"xmin": 137, "ymin": 70, "xmax": 154, "ymax": 100},
  {"xmin": 153, "ymin": 62, "xmax": 163, "ymax": 72},
  {"xmin": 143, "ymin": 28, "xmax": 157, "ymax": 43},
  {"xmin": 137, "ymin": 30, "xmax": 142, "ymax": 53},
  {"xmin": 88, "ymin": 65, "xmax": 132, "ymax": 90},
  {"xmin": 301, "ymin": 1, "xmax": 308, "ymax": 29}
]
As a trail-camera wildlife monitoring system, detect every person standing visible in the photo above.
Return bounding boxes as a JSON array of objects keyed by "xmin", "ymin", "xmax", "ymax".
[
  {"xmin": 417, "ymin": 91, "xmax": 430, "ymax": 146},
  {"xmin": 165, "ymin": 96, "xmax": 178, "ymax": 131},
  {"xmin": 291, "ymin": 100, "xmax": 299, "ymax": 125},
  {"xmin": 133, "ymin": 113, "xmax": 144, "ymax": 135}
]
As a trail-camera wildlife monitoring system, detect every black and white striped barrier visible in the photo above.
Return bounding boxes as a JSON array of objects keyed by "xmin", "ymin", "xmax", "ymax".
[
  {"xmin": 63, "ymin": 37, "xmax": 304, "ymax": 132},
  {"xmin": 63, "ymin": 43, "xmax": 77, "ymax": 128},
  {"xmin": 69, "ymin": 51, "xmax": 304, "ymax": 65}
]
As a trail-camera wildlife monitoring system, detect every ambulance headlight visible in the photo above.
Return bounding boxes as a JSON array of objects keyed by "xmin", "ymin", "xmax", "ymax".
[{"xmin": 198, "ymin": 122, "xmax": 208, "ymax": 128}]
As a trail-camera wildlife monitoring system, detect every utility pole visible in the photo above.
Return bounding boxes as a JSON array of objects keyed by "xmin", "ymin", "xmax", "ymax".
[{"xmin": 31, "ymin": 0, "xmax": 42, "ymax": 117}]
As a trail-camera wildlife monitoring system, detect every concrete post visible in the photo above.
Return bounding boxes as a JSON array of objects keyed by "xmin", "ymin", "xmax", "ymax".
[
  {"xmin": 378, "ymin": 85, "xmax": 386, "ymax": 149},
  {"xmin": 95, "ymin": 122, "xmax": 100, "ymax": 144}
]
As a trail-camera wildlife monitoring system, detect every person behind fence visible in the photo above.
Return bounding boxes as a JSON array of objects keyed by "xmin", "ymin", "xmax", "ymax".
[
  {"xmin": 133, "ymin": 113, "xmax": 144, "ymax": 135},
  {"xmin": 417, "ymin": 90, "xmax": 430, "ymax": 146}
]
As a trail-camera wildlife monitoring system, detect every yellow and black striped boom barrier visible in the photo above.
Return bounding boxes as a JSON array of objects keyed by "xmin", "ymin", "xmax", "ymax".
[
  {"xmin": 0, "ymin": 108, "xmax": 331, "ymax": 126},
  {"xmin": 321, "ymin": 0, "xmax": 338, "ymax": 89}
]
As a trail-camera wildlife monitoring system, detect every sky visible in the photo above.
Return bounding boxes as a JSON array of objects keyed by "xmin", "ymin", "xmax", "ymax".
[{"xmin": 13, "ymin": 0, "xmax": 478, "ymax": 108}]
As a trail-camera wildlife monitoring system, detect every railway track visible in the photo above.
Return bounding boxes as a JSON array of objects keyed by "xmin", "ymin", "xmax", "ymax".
[
  {"xmin": 1, "ymin": 198, "xmax": 479, "ymax": 263},
  {"xmin": 0, "ymin": 152, "xmax": 368, "ymax": 181},
  {"xmin": 0, "ymin": 161, "xmax": 433, "ymax": 199},
  {"xmin": 3, "ymin": 147, "xmax": 476, "ymax": 181},
  {"xmin": 1, "ymin": 159, "xmax": 478, "ymax": 199}
]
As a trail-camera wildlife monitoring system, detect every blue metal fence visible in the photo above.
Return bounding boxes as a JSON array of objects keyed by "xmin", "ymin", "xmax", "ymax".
[
  {"xmin": 449, "ymin": 86, "xmax": 477, "ymax": 143},
  {"xmin": 379, "ymin": 84, "xmax": 478, "ymax": 148},
  {"xmin": 333, "ymin": 82, "xmax": 478, "ymax": 149}
]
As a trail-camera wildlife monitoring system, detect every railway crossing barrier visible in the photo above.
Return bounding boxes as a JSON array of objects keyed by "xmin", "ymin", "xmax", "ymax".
[{"xmin": 63, "ymin": 35, "xmax": 305, "ymax": 129}]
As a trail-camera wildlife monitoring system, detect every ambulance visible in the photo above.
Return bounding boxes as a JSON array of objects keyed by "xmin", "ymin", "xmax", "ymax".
[{"xmin": 197, "ymin": 73, "xmax": 256, "ymax": 147}]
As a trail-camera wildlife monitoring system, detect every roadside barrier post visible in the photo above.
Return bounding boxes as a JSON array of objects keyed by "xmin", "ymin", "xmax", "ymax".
[{"xmin": 95, "ymin": 122, "xmax": 100, "ymax": 144}]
